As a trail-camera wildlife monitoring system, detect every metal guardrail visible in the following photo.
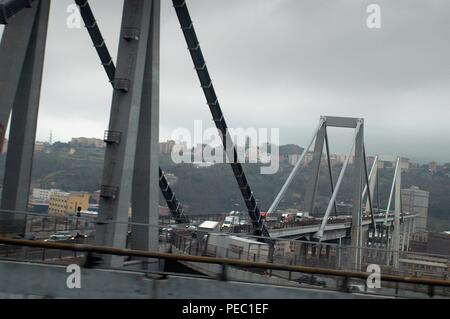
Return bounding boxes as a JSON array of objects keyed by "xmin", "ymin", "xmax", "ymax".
[
  {"xmin": 0, "ymin": 237, "xmax": 449, "ymax": 290},
  {"xmin": 170, "ymin": 230, "xmax": 450, "ymax": 284},
  {"xmin": 0, "ymin": 208, "xmax": 445, "ymax": 288},
  {"xmin": 0, "ymin": 209, "xmax": 96, "ymax": 238},
  {"xmin": 265, "ymin": 214, "xmax": 403, "ymax": 231}
]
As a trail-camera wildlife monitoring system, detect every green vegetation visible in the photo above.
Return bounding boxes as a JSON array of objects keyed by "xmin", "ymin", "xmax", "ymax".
[{"xmin": 0, "ymin": 144, "xmax": 448, "ymax": 232}]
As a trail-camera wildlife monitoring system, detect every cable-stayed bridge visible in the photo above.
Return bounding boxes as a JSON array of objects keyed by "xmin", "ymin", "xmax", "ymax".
[{"xmin": 0, "ymin": 0, "xmax": 446, "ymax": 299}]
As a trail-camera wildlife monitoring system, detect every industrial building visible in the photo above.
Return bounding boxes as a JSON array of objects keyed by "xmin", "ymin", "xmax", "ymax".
[
  {"xmin": 48, "ymin": 191, "xmax": 90, "ymax": 215},
  {"xmin": 31, "ymin": 188, "xmax": 60, "ymax": 202},
  {"xmin": 401, "ymin": 186, "xmax": 430, "ymax": 232}
]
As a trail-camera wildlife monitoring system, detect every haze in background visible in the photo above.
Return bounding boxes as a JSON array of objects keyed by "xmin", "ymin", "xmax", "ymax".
[{"xmin": 0, "ymin": 0, "xmax": 448, "ymax": 163}]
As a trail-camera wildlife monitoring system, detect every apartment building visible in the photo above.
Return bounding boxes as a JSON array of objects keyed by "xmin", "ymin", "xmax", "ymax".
[{"xmin": 48, "ymin": 191, "xmax": 90, "ymax": 215}]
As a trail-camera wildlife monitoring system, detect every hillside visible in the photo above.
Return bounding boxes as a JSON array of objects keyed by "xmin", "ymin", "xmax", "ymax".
[{"xmin": 0, "ymin": 143, "xmax": 448, "ymax": 231}]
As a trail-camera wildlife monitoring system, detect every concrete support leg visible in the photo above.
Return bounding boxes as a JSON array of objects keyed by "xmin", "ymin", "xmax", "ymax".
[
  {"xmin": 96, "ymin": 0, "xmax": 158, "ymax": 268},
  {"xmin": 304, "ymin": 124, "xmax": 326, "ymax": 216},
  {"xmin": 378, "ymin": 226, "xmax": 383, "ymax": 249},
  {"xmin": 350, "ymin": 121, "xmax": 364, "ymax": 271},
  {"xmin": 337, "ymin": 238, "xmax": 342, "ymax": 269},
  {"xmin": 385, "ymin": 226, "xmax": 391, "ymax": 266},
  {"xmin": 392, "ymin": 165, "xmax": 401, "ymax": 268},
  {"xmin": 378, "ymin": 234, "xmax": 383, "ymax": 260},
  {"xmin": 361, "ymin": 229, "xmax": 369, "ymax": 263},
  {"xmin": 401, "ymin": 222, "xmax": 406, "ymax": 251},
  {"xmin": 406, "ymin": 219, "xmax": 412, "ymax": 251},
  {"xmin": 302, "ymin": 243, "xmax": 308, "ymax": 256}
]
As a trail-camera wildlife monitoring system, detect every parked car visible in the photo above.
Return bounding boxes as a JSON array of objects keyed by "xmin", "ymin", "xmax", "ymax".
[
  {"xmin": 44, "ymin": 231, "xmax": 79, "ymax": 242},
  {"xmin": 295, "ymin": 275, "xmax": 327, "ymax": 288},
  {"xmin": 349, "ymin": 284, "xmax": 366, "ymax": 293},
  {"xmin": 74, "ymin": 232, "xmax": 88, "ymax": 239},
  {"xmin": 186, "ymin": 225, "xmax": 198, "ymax": 231},
  {"xmin": 44, "ymin": 234, "xmax": 73, "ymax": 242}
]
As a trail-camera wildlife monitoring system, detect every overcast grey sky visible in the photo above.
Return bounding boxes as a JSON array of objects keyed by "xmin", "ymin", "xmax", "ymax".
[{"xmin": 1, "ymin": 0, "xmax": 449, "ymax": 163}]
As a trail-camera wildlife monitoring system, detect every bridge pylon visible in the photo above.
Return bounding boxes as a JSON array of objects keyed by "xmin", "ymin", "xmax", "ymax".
[
  {"xmin": 0, "ymin": 0, "xmax": 268, "ymax": 267},
  {"xmin": 266, "ymin": 116, "xmax": 376, "ymax": 271},
  {"xmin": 0, "ymin": 0, "xmax": 50, "ymax": 234}
]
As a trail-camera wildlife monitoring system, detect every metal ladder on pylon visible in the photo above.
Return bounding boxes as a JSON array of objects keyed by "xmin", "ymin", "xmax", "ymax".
[{"xmin": 75, "ymin": 0, "xmax": 189, "ymax": 224}]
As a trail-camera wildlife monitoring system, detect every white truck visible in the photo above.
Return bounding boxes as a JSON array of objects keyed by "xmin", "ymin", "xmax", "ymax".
[
  {"xmin": 221, "ymin": 216, "xmax": 237, "ymax": 230},
  {"xmin": 206, "ymin": 233, "xmax": 270, "ymax": 263},
  {"xmin": 198, "ymin": 221, "xmax": 221, "ymax": 233},
  {"xmin": 221, "ymin": 211, "xmax": 245, "ymax": 230},
  {"xmin": 281, "ymin": 212, "xmax": 296, "ymax": 223},
  {"xmin": 295, "ymin": 211, "xmax": 310, "ymax": 222}
]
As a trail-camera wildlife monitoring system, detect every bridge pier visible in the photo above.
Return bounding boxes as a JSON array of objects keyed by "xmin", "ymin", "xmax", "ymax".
[
  {"xmin": 311, "ymin": 244, "xmax": 317, "ymax": 257},
  {"xmin": 350, "ymin": 120, "xmax": 364, "ymax": 271},
  {"xmin": 400, "ymin": 221, "xmax": 406, "ymax": 251},
  {"xmin": 386, "ymin": 225, "xmax": 393, "ymax": 266},
  {"xmin": 406, "ymin": 218, "xmax": 413, "ymax": 251},
  {"xmin": 377, "ymin": 226, "xmax": 384, "ymax": 251},
  {"xmin": 325, "ymin": 245, "xmax": 331, "ymax": 259}
]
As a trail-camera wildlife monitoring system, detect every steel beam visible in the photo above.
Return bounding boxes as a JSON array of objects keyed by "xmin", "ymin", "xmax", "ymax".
[
  {"xmin": 322, "ymin": 116, "xmax": 360, "ymax": 129},
  {"xmin": 74, "ymin": 0, "xmax": 188, "ymax": 224},
  {"xmin": 2, "ymin": 0, "xmax": 49, "ymax": 211},
  {"xmin": 0, "ymin": 0, "xmax": 37, "ymax": 24},
  {"xmin": 96, "ymin": 0, "xmax": 156, "ymax": 267},
  {"xmin": 74, "ymin": 0, "xmax": 115, "ymax": 81},
  {"xmin": 0, "ymin": 0, "xmax": 48, "ymax": 235},
  {"xmin": 0, "ymin": 1, "xmax": 38, "ymax": 143},
  {"xmin": 172, "ymin": 0, "xmax": 268, "ymax": 237},
  {"xmin": 130, "ymin": 0, "xmax": 160, "ymax": 268}
]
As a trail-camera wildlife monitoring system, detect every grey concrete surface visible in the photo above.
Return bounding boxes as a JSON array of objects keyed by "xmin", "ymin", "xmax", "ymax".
[{"xmin": 0, "ymin": 259, "xmax": 362, "ymax": 299}]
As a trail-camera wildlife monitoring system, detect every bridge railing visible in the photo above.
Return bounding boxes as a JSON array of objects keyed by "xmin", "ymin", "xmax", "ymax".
[
  {"xmin": 0, "ymin": 210, "xmax": 447, "ymax": 288},
  {"xmin": 264, "ymin": 213, "xmax": 400, "ymax": 231},
  {"xmin": 0, "ymin": 209, "xmax": 97, "ymax": 239},
  {"xmin": 0, "ymin": 236, "xmax": 449, "ymax": 298},
  {"xmin": 168, "ymin": 230, "xmax": 450, "ymax": 282}
]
